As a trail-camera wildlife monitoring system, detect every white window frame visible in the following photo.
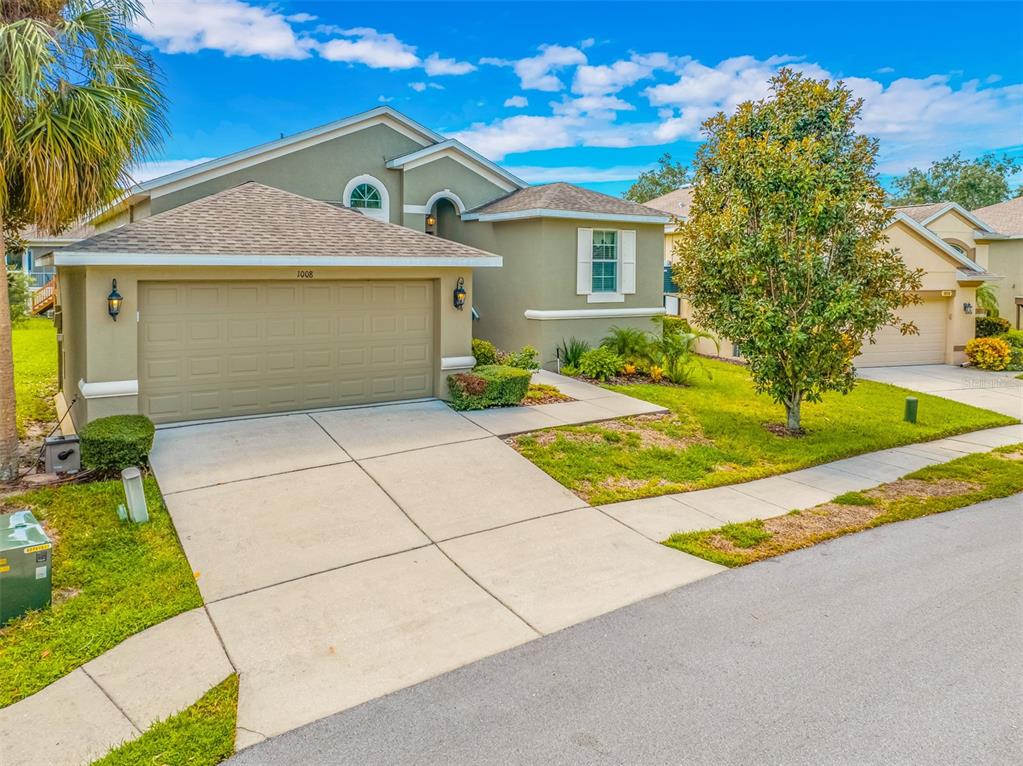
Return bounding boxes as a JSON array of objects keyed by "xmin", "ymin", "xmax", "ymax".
[
  {"xmin": 578, "ymin": 227, "xmax": 635, "ymax": 302},
  {"xmin": 343, "ymin": 174, "xmax": 390, "ymax": 223}
]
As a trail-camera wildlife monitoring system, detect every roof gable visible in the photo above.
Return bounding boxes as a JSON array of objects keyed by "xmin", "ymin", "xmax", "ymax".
[
  {"xmin": 60, "ymin": 182, "xmax": 501, "ymax": 267},
  {"xmin": 890, "ymin": 212, "xmax": 984, "ymax": 274},
  {"xmin": 386, "ymin": 139, "xmax": 526, "ymax": 192},
  {"xmin": 464, "ymin": 182, "xmax": 669, "ymax": 223}
]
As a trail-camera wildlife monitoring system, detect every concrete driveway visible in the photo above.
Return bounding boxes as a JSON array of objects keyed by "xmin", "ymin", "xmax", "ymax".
[
  {"xmin": 150, "ymin": 400, "xmax": 722, "ymax": 747},
  {"xmin": 858, "ymin": 364, "xmax": 1022, "ymax": 418}
]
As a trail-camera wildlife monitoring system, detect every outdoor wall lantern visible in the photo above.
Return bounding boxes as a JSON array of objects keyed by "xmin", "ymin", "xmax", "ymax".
[
  {"xmin": 107, "ymin": 279, "xmax": 123, "ymax": 321},
  {"xmin": 426, "ymin": 213, "xmax": 437, "ymax": 228},
  {"xmin": 453, "ymin": 277, "xmax": 467, "ymax": 310},
  {"xmin": 963, "ymin": 302, "xmax": 973, "ymax": 315}
]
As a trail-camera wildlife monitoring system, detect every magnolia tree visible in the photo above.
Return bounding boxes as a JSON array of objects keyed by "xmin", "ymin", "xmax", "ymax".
[{"xmin": 675, "ymin": 70, "xmax": 922, "ymax": 432}]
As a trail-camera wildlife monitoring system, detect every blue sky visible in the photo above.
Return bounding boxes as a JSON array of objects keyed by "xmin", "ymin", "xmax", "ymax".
[{"xmin": 134, "ymin": 1, "xmax": 1023, "ymax": 196}]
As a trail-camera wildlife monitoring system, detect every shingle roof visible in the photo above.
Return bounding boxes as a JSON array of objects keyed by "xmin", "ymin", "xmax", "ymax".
[
  {"xmin": 68, "ymin": 182, "xmax": 500, "ymax": 260},
  {"xmin": 469, "ymin": 182, "xmax": 667, "ymax": 219},
  {"xmin": 973, "ymin": 197, "xmax": 1023, "ymax": 236},
  {"xmin": 643, "ymin": 187, "xmax": 694, "ymax": 220},
  {"xmin": 890, "ymin": 202, "xmax": 952, "ymax": 223}
]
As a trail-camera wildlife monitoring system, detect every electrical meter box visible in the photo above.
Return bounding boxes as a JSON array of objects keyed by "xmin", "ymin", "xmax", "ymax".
[{"xmin": 0, "ymin": 510, "xmax": 53, "ymax": 626}]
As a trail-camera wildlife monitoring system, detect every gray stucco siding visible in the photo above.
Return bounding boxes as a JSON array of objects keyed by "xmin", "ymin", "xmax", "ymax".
[
  {"xmin": 150, "ymin": 124, "xmax": 423, "ymax": 224},
  {"xmin": 402, "ymin": 156, "xmax": 508, "ymax": 212}
]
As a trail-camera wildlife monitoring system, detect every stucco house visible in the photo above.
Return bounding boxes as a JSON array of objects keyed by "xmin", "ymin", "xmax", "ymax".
[
  {"xmin": 652, "ymin": 188, "xmax": 993, "ymax": 367},
  {"xmin": 968, "ymin": 198, "xmax": 1022, "ymax": 328},
  {"xmin": 38, "ymin": 106, "xmax": 668, "ymax": 426}
]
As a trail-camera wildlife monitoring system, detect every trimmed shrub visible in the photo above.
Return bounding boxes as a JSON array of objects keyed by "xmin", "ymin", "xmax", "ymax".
[
  {"xmin": 471, "ymin": 338, "xmax": 498, "ymax": 366},
  {"xmin": 501, "ymin": 344, "xmax": 540, "ymax": 371},
  {"xmin": 1007, "ymin": 347, "xmax": 1023, "ymax": 372},
  {"xmin": 79, "ymin": 415, "xmax": 156, "ymax": 473},
  {"xmin": 976, "ymin": 315, "xmax": 1010, "ymax": 338},
  {"xmin": 577, "ymin": 347, "xmax": 624, "ymax": 381},
  {"xmin": 965, "ymin": 337, "xmax": 1011, "ymax": 371},
  {"xmin": 448, "ymin": 365, "xmax": 531, "ymax": 410}
]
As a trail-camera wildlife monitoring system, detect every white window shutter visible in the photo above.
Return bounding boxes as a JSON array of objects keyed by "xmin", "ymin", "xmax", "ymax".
[
  {"xmin": 620, "ymin": 229, "xmax": 637, "ymax": 294},
  {"xmin": 577, "ymin": 228, "xmax": 593, "ymax": 295}
]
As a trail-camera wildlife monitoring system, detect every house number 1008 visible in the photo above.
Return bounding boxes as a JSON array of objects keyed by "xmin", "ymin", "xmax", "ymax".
[{"xmin": 296, "ymin": 270, "xmax": 314, "ymax": 279}]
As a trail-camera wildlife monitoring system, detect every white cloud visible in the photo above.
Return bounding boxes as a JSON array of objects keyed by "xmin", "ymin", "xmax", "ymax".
[
  {"xmin": 129, "ymin": 158, "xmax": 216, "ymax": 183},
  {"xmin": 136, "ymin": 0, "xmax": 313, "ymax": 59},
  {"xmin": 409, "ymin": 81, "xmax": 444, "ymax": 92},
  {"xmin": 318, "ymin": 27, "xmax": 420, "ymax": 69},
  {"xmin": 513, "ymin": 44, "xmax": 588, "ymax": 91},
  {"xmin": 552, "ymin": 94, "xmax": 635, "ymax": 119},
  {"xmin": 572, "ymin": 53, "xmax": 681, "ymax": 97},
  {"xmin": 451, "ymin": 115, "xmax": 583, "ymax": 160},
  {"xmin": 424, "ymin": 52, "xmax": 476, "ymax": 76},
  {"xmin": 504, "ymin": 95, "xmax": 528, "ymax": 108},
  {"xmin": 504, "ymin": 164, "xmax": 652, "ymax": 183}
]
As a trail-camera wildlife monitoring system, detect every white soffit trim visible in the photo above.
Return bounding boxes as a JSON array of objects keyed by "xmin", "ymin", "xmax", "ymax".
[
  {"xmin": 891, "ymin": 213, "xmax": 985, "ymax": 273},
  {"xmin": 463, "ymin": 208, "xmax": 670, "ymax": 224},
  {"xmin": 78, "ymin": 378, "xmax": 138, "ymax": 399},
  {"xmin": 440, "ymin": 356, "xmax": 476, "ymax": 370},
  {"xmin": 386, "ymin": 139, "xmax": 527, "ymax": 190},
  {"xmin": 920, "ymin": 202, "xmax": 995, "ymax": 233},
  {"xmin": 55, "ymin": 252, "xmax": 503, "ymax": 268},
  {"xmin": 524, "ymin": 307, "xmax": 666, "ymax": 320}
]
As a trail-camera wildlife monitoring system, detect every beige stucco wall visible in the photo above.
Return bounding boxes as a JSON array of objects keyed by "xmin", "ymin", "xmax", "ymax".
[
  {"xmin": 456, "ymin": 214, "xmax": 665, "ymax": 366},
  {"xmin": 58, "ymin": 265, "xmax": 476, "ymax": 425},
  {"xmin": 984, "ymin": 239, "xmax": 1023, "ymax": 327},
  {"xmin": 402, "ymin": 156, "xmax": 507, "ymax": 215},
  {"xmin": 148, "ymin": 124, "xmax": 424, "ymax": 225}
]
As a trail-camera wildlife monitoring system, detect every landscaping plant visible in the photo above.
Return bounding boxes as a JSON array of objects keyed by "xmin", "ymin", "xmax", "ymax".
[
  {"xmin": 79, "ymin": 414, "xmax": 156, "ymax": 473},
  {"xmin": 558, "ymin": 337, "xmax": 591, "ymax": 368},
  {"xmin": 577, "ymin": 347, "xmax": 624, "ymax": 382},
  {"xmin": 975, "ymin": 315, "xmax": 1011, "ymax": 338},
  {"xmin": 675, "ymin": 70, "xmax": 922, "ymax": 432},
  {"xmin": 502, "ymin": 344, "xmax": 541, "ymax": 371},
  {"xmin": 976, "ymin": 283, "xmax": 1001, "ymax": 318},
  {"xmin": 448, "ymin": 365, "xmax": 532, "ymax": 410},
  {"xmin": 471, "ymin": 337, "xmax": 498, "ymax": 366},
  {"xmin": 600, "ymin": 326, "xmax": 652, "ymax": 364},
  {"xmin": 965, "ymin": 337, "xmax": 1012, "ymax": 371},
  {"xmin": 6, "ymin": 270, "xmax": 31, "ymax": 323},
  {"xmin": 0, "ymin": 0, "xmax": 167, "ymax": 480}
]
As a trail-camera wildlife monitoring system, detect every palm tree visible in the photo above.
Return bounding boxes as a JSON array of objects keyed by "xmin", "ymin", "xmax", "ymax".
[
  {"xmin": 976, "ymin": 283, "xmax": 1000, "ymax": 319},
  {"xmin": 0, "ymin": 0, "xmax": 165, "ymax": 480}
]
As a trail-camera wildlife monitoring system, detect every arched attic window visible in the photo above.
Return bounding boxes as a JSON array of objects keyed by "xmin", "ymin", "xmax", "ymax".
[{"xmin": 343, "ymin": 174, "xmax": 390, "ymax": 222}]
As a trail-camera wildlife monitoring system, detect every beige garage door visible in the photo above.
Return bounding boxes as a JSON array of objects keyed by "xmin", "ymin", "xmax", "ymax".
[
  {"xmin": 855, "ymin": 297, "xmax": 947, "ymax": 367},
  {"xmin": 139, "ymin": 280, "xmax": 434, "ymax": 423}
]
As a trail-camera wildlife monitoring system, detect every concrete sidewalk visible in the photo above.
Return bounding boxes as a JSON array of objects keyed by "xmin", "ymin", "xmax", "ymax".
[
  {"xmin": 0, "ymin": 609, "xmax": 234, "ymax": 766},
  {"xmin": 600, "ymin": 424, "xmax": 1023, "ymax": 541}
]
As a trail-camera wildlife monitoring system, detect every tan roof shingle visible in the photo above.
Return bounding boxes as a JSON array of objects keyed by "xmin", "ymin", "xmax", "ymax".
[
  {"xmin": 973, "ymin": 197, "xmax": 1023, "ymax": 235},
  {"xmin": 890, "ymin": 202, "xmax": 952, "ymax": 224},
  {"xmin": 643, "ymin": 186, "xmax": 694, "ymax": 220},
  {"xmin": 69, "ymin": 182, "xmax": 500, "ymax": 260},
  {"xmin": 469, "ymin": 182, "xmax": 666, "ymax": 219}
]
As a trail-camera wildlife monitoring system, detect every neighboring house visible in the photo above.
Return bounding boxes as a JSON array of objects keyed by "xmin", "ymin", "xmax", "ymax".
[
  {"xmin": 652, "ymin": 188, "xmax": 993, "ymax": 367},
  {"xmin": 971, "ymin": 197, "xmax": 1023, "ymax": 327},
  {"xmin": 643, "ymin": 185, "xmax": 693, "ymax": 265},
  {"xmin": 38, "ymin": 106, "xmax": 668, "ymax": 427}
]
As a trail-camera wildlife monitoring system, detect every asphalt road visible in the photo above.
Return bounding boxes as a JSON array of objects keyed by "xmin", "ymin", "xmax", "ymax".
[{"xmin": 230, "ymin": 495, "xmax": 1023, "ymax": 766}]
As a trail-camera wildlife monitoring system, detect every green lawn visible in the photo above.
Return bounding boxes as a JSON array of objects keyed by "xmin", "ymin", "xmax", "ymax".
[
  {"xmin": 666, "ymin": 444, "xmax": 1023, "ymax": 567},
  {"xmin": 512, "ymin": 359, "xmax": 1016, "ymax": 505},
  {"xmin": 92, "ymin": 675, "xmax": 238, "ymax": 766},
  {"xmin": 0, "ymin": 478, "xmax": 201, "ymax": 708},
  {"xmin": 12, "ymin": 317, "xmax": 58, "ymax": 437}
]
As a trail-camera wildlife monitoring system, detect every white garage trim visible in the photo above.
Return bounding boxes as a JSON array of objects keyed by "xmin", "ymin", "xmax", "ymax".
[
  {"xmin": 78, "ymin": 378, "xmax": 139, "ymax": 399},
  {"xmin": 440, "ymin": 356, "xmax": 476, "ymax": 370}
]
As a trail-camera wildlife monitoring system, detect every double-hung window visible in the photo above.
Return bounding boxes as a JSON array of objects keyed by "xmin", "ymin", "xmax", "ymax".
[{"xmin": 591, "ymin": 230, "xmax": 618, "ymax": 293}]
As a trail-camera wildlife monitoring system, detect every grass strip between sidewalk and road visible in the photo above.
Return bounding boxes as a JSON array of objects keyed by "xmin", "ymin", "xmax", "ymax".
[
  {"xmin": 0, "ymin": 478, "xmax": 201, "ymax": 708},
  {"xmin": 91, "ymin": 674, "xmax": 239, "ymax": 766},
  {"xmin": 665, "ymin": 443, "xmax": 1023, "ymax": 567}
]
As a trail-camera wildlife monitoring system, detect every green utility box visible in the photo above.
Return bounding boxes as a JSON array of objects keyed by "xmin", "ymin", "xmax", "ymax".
[{"xmin": 1, "ymin": 510, "xmax": 53, "ymax": 626}]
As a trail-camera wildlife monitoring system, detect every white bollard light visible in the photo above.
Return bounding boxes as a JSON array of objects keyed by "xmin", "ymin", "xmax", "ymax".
[{"xmin": 121, "ymin": 467, "xmax": 149, "ymax": 524}]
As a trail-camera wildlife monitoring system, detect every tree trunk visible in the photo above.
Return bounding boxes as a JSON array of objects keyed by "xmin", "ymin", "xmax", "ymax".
[
  {"xmin": 785, "ymin": 391, "xmax": 803, "ymax": 433},
  {"xmin": 0, "ymin": 211, "xmax": 20, "ymax": 482}
]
